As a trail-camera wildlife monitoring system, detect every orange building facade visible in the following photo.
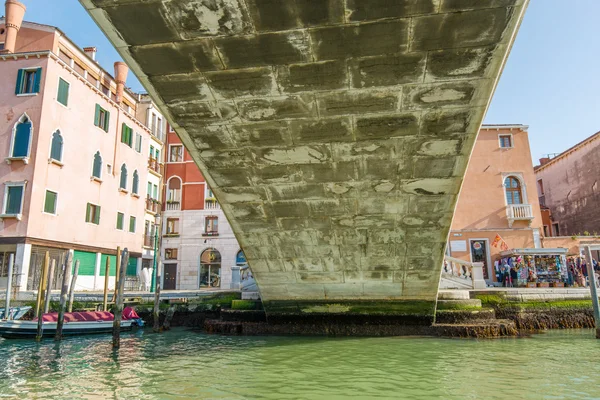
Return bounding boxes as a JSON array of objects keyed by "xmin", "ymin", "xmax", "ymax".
[{"xmin": 448, "ymin": 125, "xmax": 544, "ymax": 283}]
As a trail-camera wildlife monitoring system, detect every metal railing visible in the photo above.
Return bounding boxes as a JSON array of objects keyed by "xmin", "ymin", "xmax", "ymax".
[
  {"xmin": 442, "ymin": 255, "xmax": 486, "ymax": 289},
  {"xmin": 148, "ymin": 157, "xmax": 163, "ymax": 175},
  {"xmin": 145, "ymin": 197, "xmax": 161, "ymax": 214}
]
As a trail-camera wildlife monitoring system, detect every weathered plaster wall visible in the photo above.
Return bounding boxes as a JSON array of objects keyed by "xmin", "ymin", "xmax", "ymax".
[
  {"xmin": 535, "ymin": 132, "xmax": 600, "ymax": 236},
  {"xmin": 81, "ymin": 0, "xmax": 529, "ymax": 321}
]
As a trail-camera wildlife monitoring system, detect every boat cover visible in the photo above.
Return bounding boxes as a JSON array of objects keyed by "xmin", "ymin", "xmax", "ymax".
[{"xmin": 35, "ymin": 307, "xmax": 140, "ymax": 322}]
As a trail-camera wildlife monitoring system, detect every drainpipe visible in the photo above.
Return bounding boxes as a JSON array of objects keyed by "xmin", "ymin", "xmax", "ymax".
[
  {"xmin": 2, "ymin": 0, "xmax": 26, "ymax": 54},
  {"xmin": 111, "ymin": 62, "xmax": 128, "ymax": 176}
]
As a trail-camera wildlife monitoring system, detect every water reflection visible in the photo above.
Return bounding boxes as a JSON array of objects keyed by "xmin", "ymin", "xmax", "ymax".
[{"xmin": 0, "ymin": 329, "xmax": 599, "ymax": 399}]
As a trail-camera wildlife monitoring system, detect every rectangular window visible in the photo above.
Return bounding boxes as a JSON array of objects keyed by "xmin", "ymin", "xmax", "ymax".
[
  {"xmin": 169, "ymin": 145, "xmax": 183, "ymax": 162},
  {"xmin": 121, "ymin": 123, "xmax": 133, "ymax": 147},
  {"xmin": 101, "ymin": 85, "xmax": 110, "ymax": 97},
  {"xmin": 85, "ymin": 203, "xmax": 101, "ymax": 225},
  {"xmin": 147, "ymin": 182, "xmax": 152, "ymax": 199},
  {"xmin": 552, "ymin": 223, "xmax": 560, "ymax": 237},
  {"xmin": 149, "ymin": 145, "xmax": 155, "ymax": 159},
  {"xmin": 129, "ymin": 216, "xmax": 136, "ymax": 233},
  {"xmin": 135, "ymin": 133, "xmax": 142, "ymax": 153},
  {"xmin": 499, "ymin": 135, "xmax": 513, "ymax": 148},
  {"xmin": 537, "ymin": 179, "xmax": 544, "ymax": 195},
  {"xmin": 153, "ymin": 184, "xmax": 158, "ymax": 200},
  {"xmin": 165, "ymin": 248, "xmax": 178, "ymax": 260},
  {"xmin": 44, "ymin": 190, "xmax": 57, "ymax": 214},
  {"xmin": 116, "ymin": 212, "xmax": 124, "ymax": 230},
  {"xmin": 205, "ymin": 216, "xmax": 218, "ymax": 235},
  {"xmin": 543, "ymin": 225, "xmax": 549, "ymax": 237},
  {"xmin": 57, "ymin": 78, "xmax": 69, "ymax": 106},
  {"xmin": 166, "ymin": 218, "xmax": 179, "ymax": 235},
  {"xmin": 3, "ymin": 184, "xmax": 24, "ymax": 215},
  {"xmin": 94, "ymin": 104, "xmax": 110, "ymax": 132},
  {"xmin": 15, "ymin": 68, "xmax": 42, "ymax": 95}
]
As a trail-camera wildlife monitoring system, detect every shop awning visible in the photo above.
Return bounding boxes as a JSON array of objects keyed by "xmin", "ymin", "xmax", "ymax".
[{"xmin": 499, "ymin": 248, "xmax": 569, "ymax": 257}]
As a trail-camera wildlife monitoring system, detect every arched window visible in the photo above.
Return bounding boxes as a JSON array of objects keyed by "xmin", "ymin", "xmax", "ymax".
[
  {"xmin": 200, "ymin": 248, "xmax": 221, "ymax": 288},
  {"xmin": 50, "ymin": 130, "xmax": 63, "ymax": 161},
  {"xmin": 92, "ymin": 151, "xmax": 102, "ymax": 179},
  {"xmin": 236, "ymin": 250, "xmax": 247, "ymax": 266},
  {"xmin": 132, "ymin": 170, "xmax": 139, "ymax": 195},
  {"xmin": 504, "ymin": 176, "xmax": 523, "ymax": 205},
  {"xmin": 120, "ymin": 164, "xmax": 128, "ymax": 189},
  {"xmin": 11, "ymin": 114, "xmax": 32, "ymax": 158},
  {"xmin": 167, "ymin": 176, "xmax": 182, "ymax": 202}
]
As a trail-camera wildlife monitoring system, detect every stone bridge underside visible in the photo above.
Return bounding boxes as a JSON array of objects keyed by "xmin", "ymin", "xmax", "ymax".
[{"xmin": 82, "ymin": 0, "xmax": 528, "ymax": 324}]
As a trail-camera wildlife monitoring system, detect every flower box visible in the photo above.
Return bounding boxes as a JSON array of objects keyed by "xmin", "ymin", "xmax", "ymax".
[
  {"xmin": 537, "ymin": 282, "xmax": 550, "ymax": 288},
  {"xmin": 526, "ymin": 282, "xmax": 537, "ymax": 288},
  {"xmin": 551, "ymin": 282, "xmax": 565, "ymax": 288}
]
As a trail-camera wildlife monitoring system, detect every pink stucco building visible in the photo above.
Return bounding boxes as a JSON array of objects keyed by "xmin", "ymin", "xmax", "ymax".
[
  {"xmin": 448, "ymin": 125, "xmax": 544, "ymax": 282},
  {"xmin": 0, "ymin": 7, "xmax": 165, "ymax": 292}
]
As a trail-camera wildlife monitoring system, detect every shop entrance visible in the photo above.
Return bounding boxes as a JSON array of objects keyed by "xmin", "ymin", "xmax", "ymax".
[
  {"xmin": 200, "ymin": 248, "xmax": 221, "ymax": 288},
  {"xmin": 470, "ymin": 239, "xmax": 491, "ymax": 280}
]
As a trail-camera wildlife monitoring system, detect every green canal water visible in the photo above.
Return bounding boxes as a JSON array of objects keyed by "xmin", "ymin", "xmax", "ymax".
[{"xmin": 1, "ymin": 329, "xmax": 599, "ymax": 399}]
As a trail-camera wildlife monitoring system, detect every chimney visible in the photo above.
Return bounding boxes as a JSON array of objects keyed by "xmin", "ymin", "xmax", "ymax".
[
  {"xmin": 2, "ymin": 0, "xmax": 26, "ymax": 54},
  {"xmin": 83, "ymin": 46, "xmax": 97, "ymax": 61},
  {"xmin": 113, "ymin": 61, "xmax": 128, "ymax": 104},
  {"xmin": 539, "ymin": 157, "xmax": 550, "ymax": 166}
]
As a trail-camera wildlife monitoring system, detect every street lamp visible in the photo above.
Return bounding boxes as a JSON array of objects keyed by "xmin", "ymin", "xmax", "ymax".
[{"xmin": 150, "ymin": 212, "xmax": 161, "ymax": 292}]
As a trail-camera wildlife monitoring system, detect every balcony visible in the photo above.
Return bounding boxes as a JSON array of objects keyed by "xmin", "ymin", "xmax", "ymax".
[
  {"xmin": 143, "ymin": 234, "xmax": 154, "ymax": 248},
  {"xmin": 148, "ymin": 157, "xmax": 163, "ymax": 176},
  {"xmin": 166, "ymin": 200, "xmax": 180, "ymax": 211},
  {"xmin": 507, "ymin": 204, "xmax": 534, "ymax": 227},
  {"xmin": 145, "ymin": 197, "xmax": 161, "ymax": 214},
  {"xmin": 205, "ymin": 198, "xmax": 220, "ymax": 210}
]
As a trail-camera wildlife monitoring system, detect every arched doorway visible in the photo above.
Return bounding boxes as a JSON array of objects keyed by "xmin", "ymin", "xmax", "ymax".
[{"xmin": 200, "ymin": 248, "xmax": 221, "ymax": 288}]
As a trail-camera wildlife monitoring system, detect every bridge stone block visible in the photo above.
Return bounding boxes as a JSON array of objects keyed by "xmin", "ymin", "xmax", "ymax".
[{"xmin": 81, "ymin": 0, "xmax": 529, "ymax": 325}]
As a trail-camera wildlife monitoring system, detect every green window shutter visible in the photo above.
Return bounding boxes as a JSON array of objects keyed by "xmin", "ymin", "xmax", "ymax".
[
  {"xmin": 104, "ymin": 110, "xmax": 110, "ymax": 132},
  {"xmin": 33, "ymin": 68, "xmax": 42, "ymax": 93},
  {"xmin": 100, "ymin": 254, "xmax": 117, "ymax": 276},
  {"xmin": 57, "ymin": 78, "xmax": 69, "ymax": 106},
  {"xmin": 129, "ymin": 216, "xmax": 136, "ymax": 233},
  {"xmin": 13, "ymin": 120, "xmax": 32, "ymax": 157},
  {"xmin": 85, "ymin": 203, "xmax": 91, "ymax": 222},
  {"xmin": 128, "ymin": 127, "xmax": 133, "ymax": 147},
  {"xmin": 6, "ymin": 186, "xmax": 23, "ymax": 214},
  {"xmin": 15, "ymin": 69, "xmax": 24, "ymax": 95},
  {"xmin": 116, "ymin": 212, "xmax": 124, "ymax": 230},
  {"xmin": 73, "ymin": 251, "xmax": 97, "ymax": 276},
  {"xmin": 50, "ymin": 131, "xmax": 62, "ymax": 161},
  {"xmin": 94, "ymin": 104, "xmax": 100, "ymax": 126},
  {"xmin": 95, "ymin": 205, "xmax": 101, "ymax": 225},
  {"xmin": 126, "ymin": 257, "xmax": 138, "ymax": 276},
  {"xmin": 121, "ymin": 123, "xmax": 127, "ymax": 144},
  {"xmin": 44, "ymin": 191, "xmax": 57, "ymax": 214}
]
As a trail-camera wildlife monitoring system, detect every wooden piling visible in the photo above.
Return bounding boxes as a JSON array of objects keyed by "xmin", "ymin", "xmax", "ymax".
[
  {"xmin": 162, "ymin": 305, "xmax": 175, "ymax": 331},
  {"xmin": 44, "ymin": 260, "xmax": 56, "ymax": 314},
  {"xmin": 153, "ymin": 260, "xmax": 162, "ymax": 332},
  {"xmin": 113, "ymin": 247, "xmax": 121, "ymax": 302},
  {"xmin": 67, "ymin": 260, "xmax": 80, "ymax": 313},
  {"xmin": 35, "ymin": 252, "xmax": 50, "ymax": 342},
  {"xmin": 112, "ymin": 248, "xmax": 129, "ymax": 349},
  {"xmin": 3, "ymin": 253, "xmax": 14, "ymax": 319},
  {"xmin": 55, "ymin": 252, "xmax": 72, "ymax": 341},
  {"xmin": 103, "ymin": 256, "xmax": 110, "ymax": 311}
]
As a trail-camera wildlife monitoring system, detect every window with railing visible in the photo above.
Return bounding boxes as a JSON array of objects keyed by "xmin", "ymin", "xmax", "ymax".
[
  {"xmin": 167, "ymin": 177, "xmax": 181, "ymax": 210},
  {"xmin": 204, "ymin": 216, "xmax": 218, "ymax": 236}
]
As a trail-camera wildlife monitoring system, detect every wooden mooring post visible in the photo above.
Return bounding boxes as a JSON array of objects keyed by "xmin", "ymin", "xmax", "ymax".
[
  {"xmin": 67, "ymin": 260, "xmax": 80, "ymax": 313},
  {"xmin": 44, "ymin": 260, "xmax": 56, "ymax": 314},
  {"xmin": 153, "ymin": 260, "xmax": 162, "ymax": 332},
  {"xmin": 112, "ymin": 248, "xmax": 129, "ymax": 349},
  {"xmin": 584, "ymin": 246, "xmax": 600, "ymax": 339},
  {"xmin": 3, "ymin": 253, "xmax": 14, "ymax": 319},
  {"xmin": 55, "ymin": 252, "xmax": 72, "ymax": 341},
  {"xmin": 103, "ymin": 256, "xmax": 110, "ymax": 311},
  {"xmin": 113, "ymin": 247, "xmax": 121, "ymax": 303},
  {"xmin": 35, "ymin": 252, "xmax": 50, "ymax": 342}
]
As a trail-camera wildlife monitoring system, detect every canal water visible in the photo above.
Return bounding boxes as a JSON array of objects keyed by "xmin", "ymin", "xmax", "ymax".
[{"xmin": 1, "ymin": 329, "xmax": 599, "ymax": 399}]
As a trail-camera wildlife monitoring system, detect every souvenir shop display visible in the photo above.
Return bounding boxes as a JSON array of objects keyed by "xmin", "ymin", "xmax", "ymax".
[{"xmin": 497, "ymin": 248, "xmax": 568, "ymax": 288}]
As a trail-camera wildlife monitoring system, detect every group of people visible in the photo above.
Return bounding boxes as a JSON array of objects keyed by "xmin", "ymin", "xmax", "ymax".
[{"xmin": 566, "ymin": 257, "xmax": 600, "ymax": 288}]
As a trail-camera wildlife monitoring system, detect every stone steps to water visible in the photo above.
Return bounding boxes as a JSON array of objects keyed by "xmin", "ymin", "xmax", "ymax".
[
  {"xmin": 437, "ymin": 290, "xmax": 471, "ymax": 300},
  {"xmin": 435, "ymin": 308, "xmax": 496, "ymax": 324},
  {"xmin": 436, "ymin": 299, "xmax": 482, "ymax": 310}
]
